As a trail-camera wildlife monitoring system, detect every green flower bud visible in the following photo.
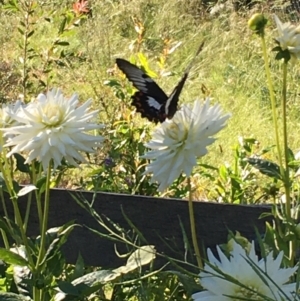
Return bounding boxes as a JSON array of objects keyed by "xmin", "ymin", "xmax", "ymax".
[
  {"xmin": 248, "ymin": 13, "xmax": 268, "ymax": 36},
  {"xmin": 227, "ymin": 234, "xmax": 251, "ymax": 254}
]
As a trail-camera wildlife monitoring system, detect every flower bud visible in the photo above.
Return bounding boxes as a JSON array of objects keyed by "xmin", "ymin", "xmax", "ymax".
[
  {"xmin": 227, "ymin": 234, "xmax": 251, "ymax": 254},
  {"xmin": 248, "ymin": 13, "xmax": 268, "ymax": 36}
]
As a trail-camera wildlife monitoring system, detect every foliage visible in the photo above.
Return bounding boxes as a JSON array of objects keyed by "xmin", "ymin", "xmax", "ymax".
[{"xmin": 0, "ymin": 0, "xmax": 299, "ymax": 301}]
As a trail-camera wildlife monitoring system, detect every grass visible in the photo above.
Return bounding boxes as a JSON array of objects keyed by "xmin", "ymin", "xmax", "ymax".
[{"xmin": 1, "ymin": 0, "xmax": 300, "ymax": 199}]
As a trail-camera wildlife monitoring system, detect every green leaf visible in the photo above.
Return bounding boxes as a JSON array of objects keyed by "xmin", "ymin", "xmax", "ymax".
[
  {"xmin": 259, "ymin": 212, "xmax": 273, "ymax": 219},
  {"xmin": 36, "ymin": 176, "xmax": 46, "ymax": 193},
  {"xmin": 137, "ymin": 53, "xmax": 158, "ymax": 78},
  {"xmin": 39, "ymin": 222, "xmax": 77, "ymax": 266},
  {"xmin": 162, "ymin": 270, "xmax": 201, "ymax": 295},
  {"xmin": 47, "ymin": 253, "xmax": 65, "ymax": 278},
  {"xmin": 274, "ymin": 49, "xmax": 291, "ymax": 62},
  {"xmin": 57, "ymin": 281, "xmax": 79, "ymax": 296},
  {"xmin": 3, "ymin": 0, "xmax": 20, "ymax": 11},
  {"xmin": 72, "ymin": 270, "xmax": 120, "ymax": 286},
  {"xmin": 272, "ymin": 46, "xmax": 281, "ymax": 52},
  {"xmin": 0, "ymin": 173, "xmax": 7, "ymax": 189},
  {"xmin": 27, "ymin": 30, "xmax": 35, "ymax": 38},
  {"xmin": 58, "ymin": 17, "xmax": 67, "ymax": 34},
  {"xmin": 17, "ymin": 28, "xmax": 24, "ymax": 35},
  {"xmin": 54, "ymin": 41, "xmax": 70, "ymax": 46},
  {"xmin": 218, "ymin": 165, "xmax": 228, "ymax": 181},
  {"xmin": 114, "ymin": 245, "xmax": 156, "ymax": 274},
  {"xmin": 55, "ymin": 270, "xmax": 121, "ymax": 300},
  {"xmin": 199, "ymin": 163, "xmax": 219, "ymax": 171},
  {"xmin": 0, "ymin": 218, "xmax": 25, "ymax": 245},
  {"xmin": 103, "ymin": 79, "xmax": 122, "ymax": 88},
  {"xmin": 17, "ymin": 185, "xmax": 37, "ymax": 197},
  {"xmin": 287, "ymin": 147, "xmax": 294, "ymax": 162},
  {"xmin": 0, "ymin": 292, "xmax": 32, "ymax": 301},
  {"xmin": 246, "ymin": 158, "xmax": 282, "ymax": 180},
  {"xmin": 13, "ymin": 153, "xmax": 30, "ymax": 173},
  {"xmin": 12, "ymin": 181, "xmax": 21, "ymax": 194},
  {"xmin": 73, "ymin": 253, "xmax": 85, "ymax": 280},
  {"xmin": 0, "ymin": 249, "xmax": 28, "ymax": 267}
]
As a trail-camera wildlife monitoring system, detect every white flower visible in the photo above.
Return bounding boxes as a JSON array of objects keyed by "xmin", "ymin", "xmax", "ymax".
[
  {"xmin": 192, "ymin": 241, "xmax": 298, "ymax": 301},
  {"xmin": 2, "ymin": 88, "xmax": 104, "ymax": 170},
  {"xmin": 0, "ymin": 100, "xmax": 24, "ymax": 151},
  {"xmin": 274, "ymin": 14, "xmax": 300, "ymax": 62},
  {"xmin": 142, "ymin": 98, "xmax": 230, "ymax": 192}
]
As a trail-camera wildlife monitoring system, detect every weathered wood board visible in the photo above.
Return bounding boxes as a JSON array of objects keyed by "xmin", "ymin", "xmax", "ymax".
[{"xmin": 1, "ymin": 189, "xmax": 271, "ymax": 270}]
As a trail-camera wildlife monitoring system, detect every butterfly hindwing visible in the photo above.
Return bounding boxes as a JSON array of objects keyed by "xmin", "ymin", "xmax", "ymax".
[
  {"xmin": 132, "ymin": 91, "xmax": 166, "ymax": 123},
  {"xmin": 116, "ymin": 58, "xmax": 168, "ymax": 122}
]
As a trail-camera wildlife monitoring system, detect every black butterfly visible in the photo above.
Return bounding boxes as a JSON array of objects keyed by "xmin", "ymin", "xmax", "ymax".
[{"xmin": 116, "ymin": 41, "xmax": 204, "ymax": 123}]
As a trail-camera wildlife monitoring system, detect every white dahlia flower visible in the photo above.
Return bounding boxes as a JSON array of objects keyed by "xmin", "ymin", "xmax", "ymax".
[
  {"xmin": 0, "ymin": 100, "xmax": 24, "ymax": 151},
  {"xmin": 274, "ymin": 14, "xmax": 300, "ymax": 62},
  {"xmin": 192, "ymin": 241, "xmax": 298, "ymax": 301},
  {"xmin": 2, "ymin": 89, "xmax": 104, "ymax": 170},
  {"xmin": 142, "ymin": 98, "xmax": 230, "ymax": 192}
]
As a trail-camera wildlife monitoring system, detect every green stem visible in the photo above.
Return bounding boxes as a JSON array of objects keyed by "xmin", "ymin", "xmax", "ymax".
[
  {"xmin": 33, "ymin": 287, "xmax": 41, "ymax": 301},
  {"xmin": 282, "ymin": 61, "xmax": 294, "ymax": 265},
  {"xmin": 32, "ymin": 162, "xmax": 43, "ymax": 233},
  {"xmin": 0, "ymin": 189, "xmax": 12, "ymax": 231},
  {"xmin": 23, "ymin": 192, "xmax": 32, "ymax": 232},
  {"xmin": 0, "ymin": 152, "xmax": 33, "ymax": 265},
  {"xmin": 187, "ymin": 177, "xmax": 203, "ymax": 269},
  {"xmin": 34, "ymin": 162, "xmax": 52, "ymax": 301},
  {"xmin": 11, "ymin": 197, "xmax": 34, "ymax": 266},
  {"xmin": 0, "ymin": 189, "xmax": 11, "ymax": 249},
  {"xmin": 36, "ymin": 162, "xmax": 52, "ymax": 268},
  {"xmin": 0, "ymin": 229, "xmax": 9, "ymax": 249},
  {"xmin": 260, "ymin": 35, "xmax": 284, "ymax": 176},
  {"xmin": 281, "ymin": 62, "xmax": 291, "ymax": 216}
]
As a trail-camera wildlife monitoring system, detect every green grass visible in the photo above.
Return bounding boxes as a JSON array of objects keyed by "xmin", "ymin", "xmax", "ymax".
[{"xmin": 1, "ymin": 0, "xmax": 299, "ymax": 198}]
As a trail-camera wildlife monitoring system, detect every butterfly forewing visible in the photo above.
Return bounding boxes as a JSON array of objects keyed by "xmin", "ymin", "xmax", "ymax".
[
  {"xmin": 116, "ymin": 40, "xmax": 204, "ymax": 123},
  {"xmin": 116, "ymin": 59, "xmax": 168, "ymax": 102},
  {"xmin": 165, "ymin": 41, "xmax": 205, "ymax": 119}
]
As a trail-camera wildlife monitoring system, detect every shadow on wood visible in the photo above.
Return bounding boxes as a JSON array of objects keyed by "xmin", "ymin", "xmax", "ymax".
[{"xmin": 1, "ymin": 189, "xmax": 271, "ymax": 270}]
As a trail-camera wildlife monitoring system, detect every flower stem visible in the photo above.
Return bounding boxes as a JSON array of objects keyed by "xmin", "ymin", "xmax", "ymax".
[
  {"xmin": 32, "ymin": 162, "xmax": 43, "ymax": 233},
  {"xmin": 36, "ymin": 162, "xmax": 52, "ymax": 267},
  {"xmin": 260, "ymin": 35, "xmax": 284, "ymax": 176},
  {"xmin": 0, "ymin": 230, "xmax": 9, "ymax": 249},
  {"xmin": 23, "ymin": 192, "xmax": 32, "ymax": 232},
  {"xmin": 11, "ymin": 197, "xmax": 34, "ymax": 266},
  {"xmin": 0, "ymin": 189, "xmax": 12, "ymax": 232},
  {"xmin": 282, "ymin": 61, "xmax": 294, "ymax": 265},
  {"xmin": 187, "ymin": 177, "xmax": 203, "ymax": 269},
  {"xmin": 33, "ymin": 287, "xmax": 41, "ymax": 301},
  {"xmin": 34, "ymin": 162, "xmax": 52, "ymax": 301},
  {"xmin": 281, "ymin": 61, "xmax": 291, "ymax": 217},
  {"xmin": 0, "ymin": 152, "xmax": 34, "ymax": 264}
]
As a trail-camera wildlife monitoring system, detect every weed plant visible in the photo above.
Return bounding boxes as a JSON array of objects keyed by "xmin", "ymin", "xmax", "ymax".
[{"xmin": 1, "ymin": 0, "xmax": 299, "ymax": 200}]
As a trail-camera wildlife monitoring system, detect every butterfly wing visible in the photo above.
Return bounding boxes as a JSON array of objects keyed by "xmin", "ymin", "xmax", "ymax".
[
  {"xmin": 165, "ymin": 41, "xmax": 205, "ymax": 119},
  {"xmin": 116, "ymin": 58, "xmax": 168, "ymax": 122}
]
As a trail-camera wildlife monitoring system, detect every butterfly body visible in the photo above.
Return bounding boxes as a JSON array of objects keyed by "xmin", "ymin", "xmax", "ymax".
[
  {"xmin": 116, "ymin": 41, "xmax": 204, "ymax": 123},
  {"xmin": 132, "ymin": 91, "xmax": 167, "ymax": 123}
]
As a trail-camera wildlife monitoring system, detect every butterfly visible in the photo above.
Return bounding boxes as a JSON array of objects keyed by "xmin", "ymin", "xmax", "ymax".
[{"xmin": 116, "ymin": 41, "xmax": 204, "ymax": 123}]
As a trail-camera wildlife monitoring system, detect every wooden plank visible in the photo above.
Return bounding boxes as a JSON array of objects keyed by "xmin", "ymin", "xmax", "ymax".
[{"xmin": 1, "ymin": 189, "xmax": 271, "ymax": 269}]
